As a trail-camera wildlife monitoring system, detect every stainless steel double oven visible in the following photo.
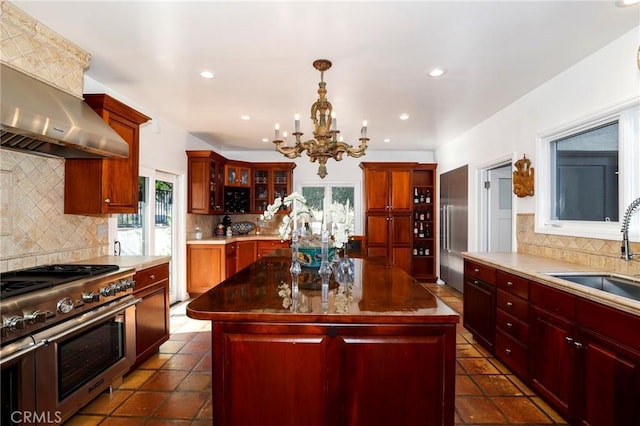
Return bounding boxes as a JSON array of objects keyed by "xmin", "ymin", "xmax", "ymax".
[{"xmin": 1, "ymin": 264, "xmax": 139, "ymax": 425}]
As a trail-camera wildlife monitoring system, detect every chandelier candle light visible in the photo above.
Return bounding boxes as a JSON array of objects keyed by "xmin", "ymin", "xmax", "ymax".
[{"xmin": 273, "ymin": 59, "xmax": 369, "ymax": 179}]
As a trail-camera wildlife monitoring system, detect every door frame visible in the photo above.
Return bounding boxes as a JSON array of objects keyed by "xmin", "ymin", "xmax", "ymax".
[{"xmin": 478, "ymin": 155, "xmax": 515, "ymax": 253}]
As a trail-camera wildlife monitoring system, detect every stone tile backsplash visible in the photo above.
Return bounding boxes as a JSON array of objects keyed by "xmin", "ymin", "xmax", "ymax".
[
  {"xmin": 0, "ymin": 151, "xmax": 109, "ymax": 272},
  {"xmin": 517, "ymin": 214, "xmax": 640, "ymax": 276}
]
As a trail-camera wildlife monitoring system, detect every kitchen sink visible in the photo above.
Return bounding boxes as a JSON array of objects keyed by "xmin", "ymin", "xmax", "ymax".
[{"xmin": 545, "ymin": 272, "xmax": 640, "ymax": 302}]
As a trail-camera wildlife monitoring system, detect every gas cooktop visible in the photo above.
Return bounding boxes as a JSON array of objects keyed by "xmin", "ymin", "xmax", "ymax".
[{"xmin": 1, "ymin": 264, "xmax": 120, "ymax": 299}]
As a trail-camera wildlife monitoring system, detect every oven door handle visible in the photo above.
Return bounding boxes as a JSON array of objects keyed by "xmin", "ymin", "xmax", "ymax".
[
  {"xmin": 0, "ymin": 337, "xmax": 45, "ymax": 366},
  {"xmin": 35, "ymin": 296, "xmax": 141, "ymax": 346}
]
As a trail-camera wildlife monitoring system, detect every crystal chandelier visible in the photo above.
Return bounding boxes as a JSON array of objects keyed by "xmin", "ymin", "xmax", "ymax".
[{"xmin": 273, "ymin": 59, "xmax": 368, "ymax": 179}]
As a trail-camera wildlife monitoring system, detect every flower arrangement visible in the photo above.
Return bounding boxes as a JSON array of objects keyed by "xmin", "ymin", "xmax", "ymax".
[{"xmin": 261, "ymin": 192, "xmax": 355, "ymax": 249}]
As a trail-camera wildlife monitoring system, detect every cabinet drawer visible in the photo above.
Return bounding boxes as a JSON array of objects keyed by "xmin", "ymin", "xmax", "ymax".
[
  {"xmin": 496, "ymin": 289, "xmax": 529, "ymax": 322},
  {"xmin": 530, "ymin": 282, "xmax": 575, "ymax": 319},
  {"xmin": 134, "ymin": 263, "xmax": 169, "ymax": 290},
  {"xmin": 226, "ymin": 243, "xmax": 236, "ymax": 255},
  {"xmin": 577, "ymin": 298, "xmax": 640, "ymax": 353},
  {"xmin": 495, "ymin": 331, "xmax": 528, "ymax": 380},
  {"xmin": 496, "ymin": 271, "xmax": 529, "ymax": 300},
  {"xmin": 496, "ymin": 309, "xmax": 529, "ymax": 345},
  {"xmin": 464, "ymin": 260, "xmax": 496, "ymax": 284}
]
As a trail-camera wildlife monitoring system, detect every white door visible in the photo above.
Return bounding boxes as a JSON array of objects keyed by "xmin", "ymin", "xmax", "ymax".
[{"xmin": 488, "ymin": 165, "xmax": 512, "ymax": 252}]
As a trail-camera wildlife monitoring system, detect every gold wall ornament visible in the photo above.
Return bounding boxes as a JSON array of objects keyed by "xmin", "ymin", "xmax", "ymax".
[
  {"xmin": 513, "ymin": 155, "xmax": 534, "ymax": 197},
  {"xmin": 272, "ymin": 59, "xmax": 368, "ymax": 179}
]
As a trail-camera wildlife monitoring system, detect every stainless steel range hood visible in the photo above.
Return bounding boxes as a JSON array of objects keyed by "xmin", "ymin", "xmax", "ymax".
[{"xmin": 0, "ymin": 64, "xmax": 129, "ymax": 159}]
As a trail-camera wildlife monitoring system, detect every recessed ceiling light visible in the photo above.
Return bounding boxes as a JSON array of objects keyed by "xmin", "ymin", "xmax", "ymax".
[
  {"xmin": 616, "ymin": 0, "xmax": 639, "ymax": 6},
  {"xmin": 428, "ymin": 68, "xmax": 446, "ymax": 78},
  {"xmin": 383, "ymin": 138, "xmax": 391, "ymax": 143},
  {"xmin": 262, "ymin": 138, "xmax": 269, "ymax": 143},
  {"xmin": 240, "ymin": 115, "xmax": 251, "ymax": 120},
  {"xmin": 399, "ymin": 113, "xmax": 410, "ymax": 121},
  {"xmin": 200, "ymin": 70, "xmax": 214, "ymax": 79}
]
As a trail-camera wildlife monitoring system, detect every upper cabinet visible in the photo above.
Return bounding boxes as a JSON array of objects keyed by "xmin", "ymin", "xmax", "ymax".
[
  {"xmin": 361, "ymin": 163, "xmax": 414, "ymax": 213},
  {"xmin": 252, "ymin": 163, "xmax": 295, "ymax": 213},
  {"xmin": 187, "ymin": 150, "xmax": 226, "ymax": 214},
  {"xmin": 64, "ymin": 94, "xmax": 150, "ymax": 215},
  {"xmin": 225, "ymin": 162, "xmax": 251, "ymax": 187}
]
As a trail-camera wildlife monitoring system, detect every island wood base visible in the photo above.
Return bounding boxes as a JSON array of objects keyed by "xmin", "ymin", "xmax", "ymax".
[{"xmin": 188, "ymin": 252, "xmax": 458, "ymax": 425}]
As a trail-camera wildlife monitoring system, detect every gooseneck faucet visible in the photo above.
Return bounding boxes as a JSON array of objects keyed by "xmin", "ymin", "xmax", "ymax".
[{"xmin": 621, "ymin": 197, "xmax": 640, "ymax": 260}]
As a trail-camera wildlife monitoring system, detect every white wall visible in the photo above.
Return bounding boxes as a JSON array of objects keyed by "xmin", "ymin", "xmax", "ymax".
[{"xmin": 435, "ymin": 27, "xmax": 640, "ymax": 252}]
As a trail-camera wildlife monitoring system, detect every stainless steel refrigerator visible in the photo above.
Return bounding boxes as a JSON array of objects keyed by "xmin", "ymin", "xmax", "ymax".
[{"xmin": 439, "ymin": 165, "xmax": 468, "ymax": 293}]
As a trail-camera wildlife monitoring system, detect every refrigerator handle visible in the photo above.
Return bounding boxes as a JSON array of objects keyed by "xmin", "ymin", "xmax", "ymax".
[
  {"xmin": 441, "ymin": 204, "xmax": 449, "ymax": 251},
  {"xmin": 446, "ymin": 205, "xmax": 452, "ymax": 252}
]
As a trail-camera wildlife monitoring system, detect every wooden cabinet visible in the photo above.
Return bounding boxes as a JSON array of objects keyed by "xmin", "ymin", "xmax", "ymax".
[
  {"xmin": 411, "ymin": 164, "xmax": 437, "ymax": 280},
  {"xmin": 256, "ymin": 240, "xmax": 289, "ymax": 259},
  {"xmin": 132, "ymin": 263, "xmax": 170, "ymax": 368},
  {"xmin": 494, "ymin": 270, "xmax": 530, "ymax": 380},
  {"xmin": 225, "ymin": 242, "xmax": 237, "ymax": 278},
  {"xmin": 251, "ymin": 163, "xmax": 295, "ymax": 213},
  {"xmin": 212, "ymin": 321, "xmax": 455, "ymax": 426},
  {"xmin": 463, "ymin": 260, "xmax": 496, "ymax": 351},
  {"xmin": 187, "ymin": 150, "xmax": 225, "ymax": 214},
  {"xmin": 187, "ymin": 244, "xmax": 225, "ymax": 295},
  {"xmin": 361, "ymin": 163, "xmax": 415, "ymax": 274},
  {"xmin": 225, "ymin": 162, "xmax": 251, "ymax": 187},
  {"xmin": 65, "ymin": 94, "xmax": 150, "ymax": 214},
  {"xmin": 236, "ymin": 240, "xmax": 256, "ymax": 272}
]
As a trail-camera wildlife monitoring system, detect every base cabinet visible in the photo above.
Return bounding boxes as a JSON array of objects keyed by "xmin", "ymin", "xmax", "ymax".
[
  {"xmin": 132, "ymin": 263, "xmax": 170, "ymax": 368},
  {"xmin": 187, "ymin": 245, "xmax": 224, "ymax": 296},
  {"xmin": 214, "ymin": 322, "xmax": 456, "ymax": 426},
  {"xmin": 462, "ymin": 260, "xmax": 496, "ymax": 351}
]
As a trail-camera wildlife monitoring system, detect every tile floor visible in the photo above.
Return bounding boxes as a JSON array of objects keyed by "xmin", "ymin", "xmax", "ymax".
[{"xmin": 66, "ymin": 283, "xmax": 568, "ymax": 425}]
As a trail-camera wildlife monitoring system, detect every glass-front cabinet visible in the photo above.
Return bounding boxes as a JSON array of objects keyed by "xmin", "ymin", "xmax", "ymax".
[
  {"xmin": 252, "ymin": 163, "xmax": 295, "ymax": 213},
  {"xmin": 186, "ymin": 150, "xmax": 225, "ymax": 214},
  {"xmin": 225, "ymin": 163, "xmax": 251, "ymax": 187}
]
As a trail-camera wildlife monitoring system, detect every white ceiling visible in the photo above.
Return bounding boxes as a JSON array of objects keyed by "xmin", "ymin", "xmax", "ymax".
[{"xmin": 13, "ymin": 1, "xmax": 640, "ymax": 152}]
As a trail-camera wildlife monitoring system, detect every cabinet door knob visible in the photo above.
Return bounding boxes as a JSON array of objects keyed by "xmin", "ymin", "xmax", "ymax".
[
  {"xmin": 506, "ymin": 322, "xmax": 513, "ymax": 328},
  {"xmin": 573, "ymin": 341, "xmax": 584, "ymax": 350},
  {"xmin": 565, "ymin": 336, "xmax": 574, "ymax": 345},
  {"xmin": 104, "ymin": 198, "xmax": 111, "ymax": 204},
  {"xmin": 149, "ymin": 274, "xmax": 155, "ymax": 280},
  {"xmin": 507, "ymin": 281, "xmax": 514, "ymax": 287},
  {"xmin": 506, "ymin": 301, "xmax": 514, "ymax": 308},
  {"xmin": 505, "ymin": 348, "xmax": 512, "ymax": 355},
  {"xmin": 474, "ymin": 268, "xmax": 479, "ymax": 273}
]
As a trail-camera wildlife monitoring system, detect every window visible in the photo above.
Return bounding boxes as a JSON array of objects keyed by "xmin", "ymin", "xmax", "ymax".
[
  {"xmin": 297, "ymin": 182, "xmax": 361, "ymax": 234},
  {"xmin": 536, "ymin": 101, "xmax": 639, "ymax": 240}
]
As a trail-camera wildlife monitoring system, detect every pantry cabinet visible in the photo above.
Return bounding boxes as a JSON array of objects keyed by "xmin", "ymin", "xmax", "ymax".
[
  {"xmin": 65, "ymin": 94, "xmax": 150, "ymax": 214},
  {"xmin": 187, "ymin": 150, "xmax": 226, "ymax": 214}
]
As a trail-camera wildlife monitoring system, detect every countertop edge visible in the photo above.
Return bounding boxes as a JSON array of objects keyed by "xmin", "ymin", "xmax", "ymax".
[
  {"xmin": 187, "ymin": 235, "xmax": 286, "ymax": 245},
  {"xmin": 75, "ymin": 255, "xmax": 171, "ymax": 271},
  {"xmin": 462, "ymin": 252, "xmax": 640, "ymax": 316}
]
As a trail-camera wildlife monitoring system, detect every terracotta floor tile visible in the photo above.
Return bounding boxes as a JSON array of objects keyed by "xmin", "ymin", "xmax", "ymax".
[
  {"xmin": 472, "ymin": 375, "xmax": 523, "ymax": 396},
  {"xmin": 191, "ymin": 421, "xmax": 213, "ymax": 426},
  {"xmin": 112, "ymin": 391, "xmax": 169, "ymax": 416},
  {"xmin": 492, "ymin": 396, "xmax": 553, "ymax": 424},
  {"xmin": 531, "ymin": 397, "xmax": 569, "ymax": 424},
  {"xmin": 488, "ymin": 357, "xmax": 511, "ymax": 374},
  {"xmin": 139, "ymin": 353, "xmax": 173, "ymax": 370},
  {"xmin": 177, "ymin": 372, "xmax": 212, "ymax": 391},
  {"xmin": 139, "ymin": 371, "xmax": 189, "ymax": 391},
  {"xmin": 177, "ymin": 340, "xmax": 211, "ymax": 355},
  {"xmin": 120, "ymin": 369, "xmax": 156, "ymax": 390},
  {"xmin": 456, "ymin": 360, "xmax": 466, "ymax": 374},
  {"xmin": 192, "ymin": 332, "xmax": 210, "ymax": 342},
  {"xmin": 458, "ymin": 357, "xmax": 501, "ymax": 375},
  {"xmin": 79, "ymin": 389, "xmax": 133, "ymax": 415},
  {"xmin": 98, "ymin": 416, "xmax": 147, "ymax": 425},
  {"xmin": 456, "ymin": 396, "xmax": 507, "ymax": 424},
  {"xmin": 160, "ymin": 353, "xmax": 203, "ymax": 371},
  {"xmin": 154, "ymin": 391, "xmax": 209, "ymax": 419},
  {"xmin": 145, "ymin": 419, "xmax": 192, "ymax": 425},
  {"xmin": 168, "ymin": 331, "xmax": 200, "ymax": 341},
  {"xmin": 158, "ymin": 340, "xmax": 187, "ymax": 354},
  {"xmin": 198, "ymin": 398, "xmax": 213, "ymax": 419},
  {"xmin": 192, "ymin": 354, "xmax": 212, "ymax": 372},
  {"xmin": 457, "ymin": 333, "xmax": 471, "ymax": 344},
  {"xmin": 63, "ymin": 415, "xmax": 103, "ymax": 425},
  {"xmin": 457, "ymin": 344, "xmax": 484, "ymax": 358},
  {"xmin": 507, "ymin": 374, "xmax": 536, "ymax": 397},
  {"xmin": 456, "ymin": 375, "xmax": 483, "ymax": 396}
]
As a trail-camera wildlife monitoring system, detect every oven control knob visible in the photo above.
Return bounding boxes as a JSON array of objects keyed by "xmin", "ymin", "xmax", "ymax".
[
  {"xmin": 124, "ymin": 279, "xmax": 136, "ymax": 290},
  {"xmin": 25, "ymin": 310, "xmax": 46, "ymax": 324},
  {"xmin": 5, "ymin": 316, "xmax": 25, "ymax": 331},
  {"xmin": 57, "ymin": 297, "xmax": 75, "ymax": 314},
  {"xmin": 100, "ymin": 285, "xmax": 115, "ymax": 297},
  {"xmin": 82, "ymin": 292, "xmax": 100, "ymax": 303},
  {"xmin": 115, "ymin": 280, "xmax": 128, "ymax": 293}
]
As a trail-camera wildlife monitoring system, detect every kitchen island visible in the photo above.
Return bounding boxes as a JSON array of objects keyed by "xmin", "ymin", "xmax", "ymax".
[{"xmin": 187, "ymin": 250, "xmax": 459, "ymax": 426}]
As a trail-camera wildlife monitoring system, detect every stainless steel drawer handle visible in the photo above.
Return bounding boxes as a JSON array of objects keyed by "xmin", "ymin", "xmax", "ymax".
[{"xmin": 506, "ymin": 301, "xmax": 514, "ymax": 308}]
